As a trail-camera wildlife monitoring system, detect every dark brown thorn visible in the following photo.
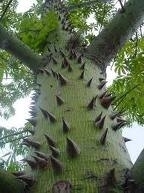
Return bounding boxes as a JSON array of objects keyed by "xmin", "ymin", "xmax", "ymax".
[
  {"xmin": 66, "ymin": 137, "xmax": 80, "ymax": 158},
  {"xmin": 100, "ymin": 128, "xmax": 108, "ymax": 145},
  {"xmin": 32, "ymin": 155, "xmax": 48, "ymax": 169},
  {"xmin": 69, "ymin": 49, "xmax": 77, "ymax": 59},
  {"xmin": 23, "ymin": 138, "xmax": 40, "ymax": 149},
  {"xmin": 109, "ymin": 112, "xmax": 120, "ymax": 120},
  {"xmin": 58, "ymin": 73, "xmax": 67, "ymax": 86},
  {"xmin": 62, "ymin": 57, "xmax": 69, "ymax": 68},
  {"xmin": 49, "ymin": 146, "xmax": 60, "ymax": 158},
  {"xmin": 123, "ymin": 137, "xmax": 131, "ymax": 143},
  {"xmin": 117, "ymin": 117, "xmax": 127, "ymax": 123},
  {"xmin": 68, "ymin": 64, "xmax": 73, "ymax": 72},
  {"xmin": 51, "ymin": 69, "xmax": 58, "ymax": 78},
  {"xmin": 47, "ymin": 111, "xmax": 57, "ymax": 123},
  {"xmin": 44, "ymin": 134, "xmax": 57, "ymax": 147},
  {"xmin": 26, "ymin": 118, "xmax": 37, "ymax": 127},
  {"xmin": 51, "ymin": 156, "xmax": 64, "ymax": 174},
  {"xmin": 98, "ymin": 80, "xmax": 107, "ymax": 89},
  {"xmin": 99, "ymin": 91, "xmax": 108, "ymax": 99},
  {"xmin": 87, "ymin": 96, "xmax": 97, "ymax": 110},
  {"xmin": 95, "ymin": 112, "xmax": 102, "ymax": 122},
  {"xmin": 95, "ymin": 116, "xmax": 106, "ymax": 129},
  {"xmin": 40, "ymin": 108, "xmax": 48, "ymax": 118},
  {"xmin": 86, "ymin": 78, "xmax": 93, "ymax": 87},
  {"xmin": 99, "ymin": 78, "xmax": 105, "ymax": 82},
  {"xmin": 54, "ymin": 45, "xmax": 57, "ymax": 52},
  {"xmin": 79, "ymin": 70, "xmax": 84, "ymax": 79},
  {"xmin": 12, "ymin": 171, "xmax": 25, "ymax": 177},
  {"xmin": 80, "ymin": 63, "xmax": 85, "ymax": 70},
  {"xmin": 100, "ymin": 96, "xmax": 116, "ymax": 109},
  {"xmin": 62, "ymin": 118, "xmax": 70, "ymax": 133},
  {"xmin": 23, "ymin": 158, "xmax": 37, "ymax": 170},
  {"xmin": 77, "ymin": 55, "xmax": 82, "ymax": 64},
  {"xmin": 34, "ymin": 151, "xmax": 49, "ymax": 160},
  {"xmin": 112, "ymin": 122, "xmax": 126, "ymax": 131},
  {"xmin": 56, "ymin": 95, "xmax": 64, "ymax": 106},
  {"xmin": 44, "ymin": 69, "xmax": 51, "ymax": 76},
  {"xmin": 38, "ymin": 68, "xmax": 44, "ymax": 74},
  {"xmin": 40, "ymin": 108, "xmax": 56, "ymax": 123},
  {"xmin": 16, "ymin": 175, "xmax": 36, "ymax": 187}
]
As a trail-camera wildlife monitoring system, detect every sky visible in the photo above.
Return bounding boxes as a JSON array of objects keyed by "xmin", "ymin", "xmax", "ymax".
[{"xmin": 0, "ymin": 0, "xmax": 144, "ymax": 164}]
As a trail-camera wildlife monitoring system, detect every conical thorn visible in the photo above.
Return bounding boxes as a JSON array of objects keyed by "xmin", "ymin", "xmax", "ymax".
[
  {"xmin": 95, "ymin": 116, "xmax": 106, "ymax": 129},
  {"xmin": 86, "ymin": 78, "xmax": 93, "ymax": 87},
  {"xmin": 26, "ymin": 118, "xmax": 37, "ymax": 127},
  {"xmin": 58, "ymin": 73, "xmax": 68, "ymax": 86},
  {"xmin": 49, "ymin": 146, "xmax": 60, "ymax": 158},
  {"xmin": 100, "ymin": 96, "xmax": 116, "ymax": 109},
  {"xmin": 23, "ymin": 138, "xmax": 40, "ymax": 149},
  {"xmin": 87, "ymin": 96, "xmax": 97, "ymax": 110},
  {"xmin": 16, "ymin": 175, "xmax": 36, "ymax": 187},
  {"xmin": 95, "ymin": 112, "xmax": 102, "ymax": 122},
  {"xmin": 51, "ymin": 156, "xmax": 64, "ymax": 174},
  {"xmin": 62, "ymin": 118, "xmax": 70, "ymax": 133},
  {"xmin": 123, "ymin": 137, "xmax": 131, "ymax": 143},
  {"xmin": 44, "ymin": 134, "xmax": 57, "ymax": 147},
  {"xmin": 100, "ymin": 128, "xmax": 108, "ymax": 145},
  {"xmin": 98, "ymin": 80, "xmax": 107, "ymax": 89},
  {"xmin": 66, "ymin": 138, "xmax": 80, "ymax": 158},
  {"xmin": 56, "ymin": 95, "xmax": 64, "ymax": 106}
]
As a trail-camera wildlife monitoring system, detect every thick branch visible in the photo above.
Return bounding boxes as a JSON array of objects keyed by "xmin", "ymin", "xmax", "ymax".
[
  {"xmin": 0, "ymin": 170, "xmax": 25, "ymax": 193},
  {"xmin": 0, "ymin": 24, "xmax": 43, "ymax": 72},
  {"xmin": 131, "ymin": 148, "xmax": 144, "ymax": 186},
  {"xmin": 86, "ymin": 0, "xmax": 144, "ymax": 68}
]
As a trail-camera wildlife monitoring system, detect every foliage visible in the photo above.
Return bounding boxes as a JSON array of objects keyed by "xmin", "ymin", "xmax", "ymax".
[
  {"xmin": 109, "ymin": 35, "xmax": 144, "ymax": 125},
  {"xmin": 0, "ymin": 51, "xmax": 34, "ymax": 118},
  {"xmin": 0, "ymin": 123, "xmax": 33, "ymax": 171},
  {"xmin": 17, "ymin": 11, "xmax": 59, "ymax": 52}
]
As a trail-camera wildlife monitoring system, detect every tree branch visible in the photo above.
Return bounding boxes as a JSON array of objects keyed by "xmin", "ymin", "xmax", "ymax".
[
  {"xmin": 131, "ymin": 148, "xmax": 144, "ymax": 189},
  {"xmin": 0, "ymin": 24, "xmax": 43, "ymax": 72},
  {"xmin": 85, "ymin": 0, "xmax": 144, "ymax": 69},
  {"xmin": 0, "ymin": 170, "xmax": 25, "ymax": 193},
  {"xmin": 0, "ymin": 0, "xmax": 13, "ymax": 21}
]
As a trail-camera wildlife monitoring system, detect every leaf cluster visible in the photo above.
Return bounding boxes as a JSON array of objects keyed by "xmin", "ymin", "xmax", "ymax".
[{"xmin": 109, "ymin": 36, "xmax": 144, "ymax": 125}]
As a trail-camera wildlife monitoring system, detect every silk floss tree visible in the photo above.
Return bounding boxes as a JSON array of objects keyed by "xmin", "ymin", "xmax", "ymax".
[{"xmin": 0, "ymin": 0, "xmax": 144, "ymax": 192}]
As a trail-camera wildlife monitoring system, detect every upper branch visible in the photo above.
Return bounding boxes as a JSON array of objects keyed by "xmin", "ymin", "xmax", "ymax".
[
  {"xmin": 0, "ymin": 24, "xmax": 43, "ymax": 72},
  {"xmin": 85, "ymin": 0, "xmax": 144, "ymax": 68}
]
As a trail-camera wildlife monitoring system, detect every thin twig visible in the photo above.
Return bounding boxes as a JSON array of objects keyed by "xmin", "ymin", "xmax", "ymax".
[
  {"xmin": 0, "ymin": 130, "xmax": 30, "ymax": 141},
  {"xmin": 113, "ymin": 84, "xmax": 138, "ymax": 110},
  {"xmin": 0, "ymin": 0, "xmax": 13, "ymax": 22},
  {"xmin": 5, "ymin": 134, "xmax": 31, "ymax": 144}
]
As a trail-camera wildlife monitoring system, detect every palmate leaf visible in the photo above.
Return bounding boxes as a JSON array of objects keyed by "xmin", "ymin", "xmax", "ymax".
[
  {"xmin": 109, "ymin": 74, "xmax": 144, "ymax": 125},
  {"xmin": 0, "ymin": 125, "xmax": 32, "ymax": 170}
]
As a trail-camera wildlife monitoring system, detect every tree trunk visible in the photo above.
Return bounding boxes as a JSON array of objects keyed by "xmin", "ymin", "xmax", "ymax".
[
  {"xmin": 20, "ymin": 2, "xmax": 132, "ymax": 193},
  {"xmin": 0, "ymin": 0, "xmax": 144, "ymax": 193}
]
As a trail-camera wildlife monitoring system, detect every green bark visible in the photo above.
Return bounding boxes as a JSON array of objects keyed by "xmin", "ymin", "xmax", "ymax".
[{"xmin": 21, "ymin": 2, "xmax": 132, "ymax": 192}]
